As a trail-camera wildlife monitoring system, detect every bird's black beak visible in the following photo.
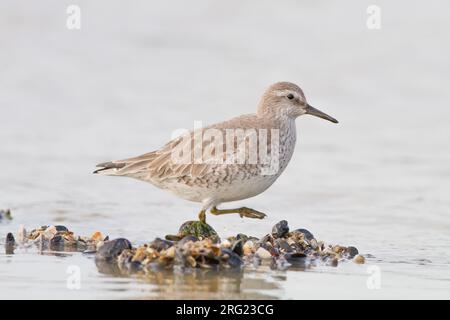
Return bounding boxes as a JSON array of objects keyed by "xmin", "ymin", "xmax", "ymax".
[{"xmin": 305, "ymin": 104, "xmax": 338, "ymax": 123}]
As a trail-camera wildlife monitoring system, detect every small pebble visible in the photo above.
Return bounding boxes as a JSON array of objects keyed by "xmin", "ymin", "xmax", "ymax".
[
  {"xmin": 243, "ymin": 240, "xmax": 254, "ymax": 256},
  {"xmin": 353, "ymin": 255, "xmax": 365, "ymax": 264},
  {"xmin": 221, "ymin": 239, "xmax": 232, "ymax": 248},
  {"xmin": 255, "ymin": 247, "xmax": 272, "ymax": 259}
]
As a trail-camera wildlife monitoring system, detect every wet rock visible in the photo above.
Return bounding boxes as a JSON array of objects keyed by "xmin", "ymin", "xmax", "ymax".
[
  {"xmin": 344, "ymin": 246, "xmax": 359, "ymax": 259},
  {"xmin": 237, "ymin": 233, "xmax": 248, "ymax": 242},
  {"xmin": 166, "ymin": 221, "xmax": 219, "ymax": 242},
  {"xmin": 272, "ymin": 220, "xmax": 289, "ymax": 238},
  {"xmin": 179, "ymin": 221, "xmax": 219, "ymax": 240},
  {"xmin": 54, "ymin": 225, "xmax": 68, "ymax": 232},
  {"xmin": 95, "ymin": 238, "xmax": 132, "ymax": 261},
  {"xmin": 294, "ymin": 228, "xmax": 315, "ymax": 241},
  {"xmin": 221, "ymin": 248, "xmax": 243, "ymax": 268},
  {"xmin": 231, "ymin": 239, "xmax": 244, "ymax": 256}
]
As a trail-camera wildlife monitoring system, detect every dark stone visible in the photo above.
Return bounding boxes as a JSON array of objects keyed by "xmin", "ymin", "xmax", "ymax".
[
  {"xmin": 95, "ymin": 238, "xmax": 132, "ymax": 261},
  {"xmin": 231, "ymin": 233, "xmax": 248, "ymax": 256},
  {"xmin": 272, "ymin": 220, "xmax": 289, "ymax": 238},
  {"xmin": 54, "ymin": 225, "xmax": 68, "ymax": 232},
  {"xmin": 5, "ymin": 233, "xmax": 15, "ymax": 254},
  {"xmin": 284, "ymin": 252, "xmax": 307, "ymax": 266},
  {"xmin": 344, "ymin": 246, "xmax": 359, "ymax": 259},
  {"xmin": 231, "ymin": 239, "xmax": 243, "ymax": 256},
  {"xmin": 236, "ymin": 233, "xmax": 248, "ymax": 242},
  {"xmin": 221, "ymin": 248, "xmax": 243, "ymax": 268},
  {"xmin": 294, "ymin": 228, "xmax": 315, "ymax": 241},
  {"xmin": 149, "ymin": 237, "xmax": 173, "ymax": 251},
  {"xmin": 5, "ymin": 232, "xmax": 15, "ymax": 245}
]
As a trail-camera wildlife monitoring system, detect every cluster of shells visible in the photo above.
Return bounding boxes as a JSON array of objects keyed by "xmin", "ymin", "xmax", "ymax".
[
  {"xmin": 109, "ymin": 220, "xmax": 365, "ymax": 275},
  {"xmin": 3, "ymin": 215, "xmax": 365, "ymax": 274},
  {"xmin": 4, "ymin": 224, "xmax": 107, "ymax": 253}
]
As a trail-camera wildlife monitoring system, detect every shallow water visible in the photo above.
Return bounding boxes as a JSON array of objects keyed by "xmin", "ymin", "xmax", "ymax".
[{"xmin": 1, "ymin": 0, "xmax": 450, "ymax": 299}]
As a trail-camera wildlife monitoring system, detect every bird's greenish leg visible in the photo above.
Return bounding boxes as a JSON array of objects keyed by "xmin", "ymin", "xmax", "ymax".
[
  {"xmin": 198, "ymin": 210, "xmax": 206, "ymax": 223},
  {"xmin": 210, "ymin": 206, "xmax": 266, "ymax": 219}
]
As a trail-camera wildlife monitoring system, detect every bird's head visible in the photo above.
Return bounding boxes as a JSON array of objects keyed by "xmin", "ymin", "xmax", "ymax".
[{"xmin": 257, "ymin": 82, "xmax": 338, "ymax": 123}]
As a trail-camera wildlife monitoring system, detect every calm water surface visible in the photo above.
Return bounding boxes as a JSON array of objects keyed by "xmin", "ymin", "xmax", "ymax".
[{"xmin": 1, "ymin": 1, "xmax": 449, "ymax": 299}]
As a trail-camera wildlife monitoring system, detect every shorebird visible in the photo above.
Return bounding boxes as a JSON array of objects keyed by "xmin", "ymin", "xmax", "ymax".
[{"xmin": 94, "ymin": 82, "xmax": 338, "ymax": 223}]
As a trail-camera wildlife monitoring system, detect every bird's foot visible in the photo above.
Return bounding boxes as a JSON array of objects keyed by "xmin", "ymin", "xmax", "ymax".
[
  {"xmin": 237, "ymin": 207, "xmax": 267, "ymax": 219},
  {"xmin": 198, "ymin": 210, "xmax": 206, "ymax": 223}
]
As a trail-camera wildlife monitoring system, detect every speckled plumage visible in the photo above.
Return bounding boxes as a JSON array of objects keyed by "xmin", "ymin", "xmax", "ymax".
[{"xmin": 95, "ymin": 82, "xmax": 338, "ymax": 213}]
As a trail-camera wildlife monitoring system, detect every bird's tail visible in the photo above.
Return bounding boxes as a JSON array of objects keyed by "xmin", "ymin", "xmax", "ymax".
[
  {"xmin": 93, "ymin": 161, "xmax": 126, "ymax": 175},
  {"xmin": 93, "ymin": 151, "xmax": 158, "ymax": 177}
]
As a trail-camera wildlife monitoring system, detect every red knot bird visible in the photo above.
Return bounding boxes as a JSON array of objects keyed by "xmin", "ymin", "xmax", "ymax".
[{"xmin": 94, "ymin": 82, "xmax": 338, "ymax": 223}]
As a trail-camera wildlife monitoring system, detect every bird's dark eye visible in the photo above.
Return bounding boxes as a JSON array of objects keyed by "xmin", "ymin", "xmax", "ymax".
[{"xmin": 287, "ymin": 93, "xmax": 294, "ymax": 100}]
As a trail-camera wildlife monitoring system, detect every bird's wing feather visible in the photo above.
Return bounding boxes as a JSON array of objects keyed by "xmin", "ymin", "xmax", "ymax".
[{"xmin": 95, "ymin": 114, "xmax": 277, "ymax": 181}]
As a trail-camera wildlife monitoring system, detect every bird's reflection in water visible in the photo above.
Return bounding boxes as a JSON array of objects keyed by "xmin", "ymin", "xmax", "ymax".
[{"xmin": 96, "ymin": 258, "xmax": 287, "ymax": 299}]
